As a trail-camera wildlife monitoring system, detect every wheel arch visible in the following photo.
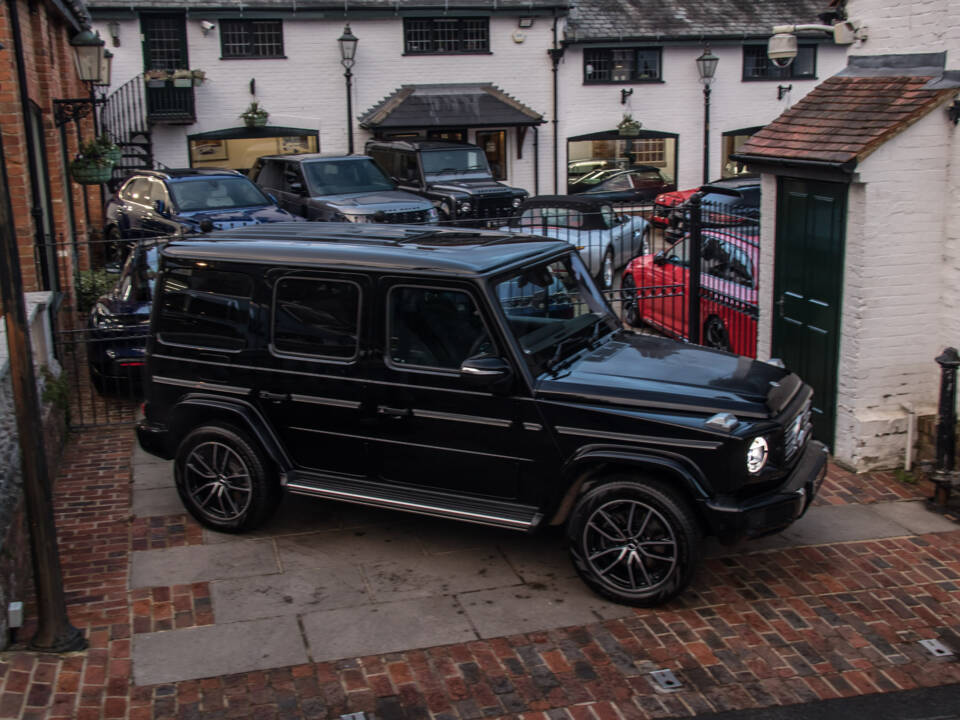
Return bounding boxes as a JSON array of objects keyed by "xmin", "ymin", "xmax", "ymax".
[
  {"xmin": 166, "ymin": 394, "xmax": 292, "ymax": 473},
  {"xmin": 548, "ymin": 449, "xmax": 709, "ymax": 527}
]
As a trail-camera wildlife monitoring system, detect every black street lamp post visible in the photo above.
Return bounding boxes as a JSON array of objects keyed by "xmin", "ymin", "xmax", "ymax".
[
  {"xmin": 338, "ymin": 24, "xmax": 358, "ymax": 155},
  {"xmin": 695, "ymin": 46, "xmax": 719, "ymax": 185}
]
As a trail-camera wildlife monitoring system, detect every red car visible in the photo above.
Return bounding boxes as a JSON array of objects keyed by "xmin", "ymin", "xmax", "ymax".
[
  {"xmin": 651, "ymin": 187, "xmax": 698, "ymax": 227},
  {"xmin": 651, "ymin": 176, "xmax": 759, "ymax": 228},
  {"xmin": 621, "ymin": 228, "xmax": 758, "ymax": 357}
]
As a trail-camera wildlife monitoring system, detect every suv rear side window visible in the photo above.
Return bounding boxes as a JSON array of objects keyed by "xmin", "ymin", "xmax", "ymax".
[
  {"xmin": 253, "ymin": 159, "xmax": 283, "ymax": 192},
  {"xmin": 272, "ymin": 277, "xmax": 360, "ymax": 360},
  {"xmin": 157, "ymin": 268, "xmax": 253, "ymax": 351},
  {"xmin": 388, "ymin": 286, "xmax": 490, "ymax": 370}
]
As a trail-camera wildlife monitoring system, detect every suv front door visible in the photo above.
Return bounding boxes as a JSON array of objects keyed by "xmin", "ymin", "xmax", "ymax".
[{"xmin": 365, "ymin": 278, "xmax": 551, "ymax": 503}]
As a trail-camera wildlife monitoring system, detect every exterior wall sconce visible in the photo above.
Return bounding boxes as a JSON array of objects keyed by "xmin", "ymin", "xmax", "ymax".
[
  {"xmin": 695, "ymin": 45, "xmax": 719, "ymax": 184},
  {"xmin": 54, "ymin": 28, "xmax": 109, "ymax": 130},
  {"xmin": 338, "ymin": 24, "xmax": 359, "ymax": 154},
  {"xmin": 621, "ymin": 88, "xmax": 633, "ymax": 105},
  {"xmin": 518, "ymin": 17, "xmax": 535, "ymax": 28},
  {"xmin": 777, "ymin": 84, "xmax": 792, "ymax": 100},
  {"xmin": 107, "ymin": 20, "xmax": 120, "ymax": 47}
]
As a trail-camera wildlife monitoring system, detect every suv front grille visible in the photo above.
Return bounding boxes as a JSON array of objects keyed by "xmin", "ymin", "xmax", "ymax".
[
  {"xmin": 783, "ymin": 399, "xmax": 812, "ymax": 463},
  {"xmin": 473, "ymin": 196, "xmax": 513, "ymax": 219},
  {"xmin": 381, "ymin": 209, "xmax": 431, "ymax": 225}
]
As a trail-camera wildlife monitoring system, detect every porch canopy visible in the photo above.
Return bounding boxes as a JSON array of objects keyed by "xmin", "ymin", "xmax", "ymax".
[{"xmin": 358, "ymin": 83, "xmax": 544, "ymax": 132}]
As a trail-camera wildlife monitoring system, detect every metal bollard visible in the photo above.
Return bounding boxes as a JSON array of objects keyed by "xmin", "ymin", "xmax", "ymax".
[{"xmin": 933, "ymin": 347, "xmax": 960, "ymax": 506}]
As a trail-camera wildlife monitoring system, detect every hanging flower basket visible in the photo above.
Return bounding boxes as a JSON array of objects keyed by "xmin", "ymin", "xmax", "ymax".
[
  {"xmin": 241, "ymin": 101, "xmax": 269, "ymax": 128},
  {"xmin": 172, "ymin": 70, "xmax": 194, "ymax": 87},
  {"xmin": 95, "ymin": 134, "xmax": 122, "ymax": 165},
  {"xmin": 70, "ymin": 159, "xmax": 114, "ymax": 185},
  {"xmin": 618, "ymin": 113, "xmax": 642, "ymax": 137},
  {"xmin": 144, "ymin": 70, "xmax": 170, "ymax": 88}
]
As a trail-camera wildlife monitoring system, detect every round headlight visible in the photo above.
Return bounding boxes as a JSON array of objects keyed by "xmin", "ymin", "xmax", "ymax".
[
  {"xmin": 457, "ymin": 201, "xmax": 472, "ymax": 214},
  {"xmin": 512, "ymin": 197, "xmax": 522, "ymax": 208},
  {"xmin": 746, "ymin": 436, "xmax": 769, "ymax": 474}
]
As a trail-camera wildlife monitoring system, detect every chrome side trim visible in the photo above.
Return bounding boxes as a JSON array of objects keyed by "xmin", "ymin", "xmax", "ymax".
[
  {"xmin": 523, "ymin": 422, "xmax": 543, "ymax": 432},
  {"xmin": 412, "ymin": 409, "xmax": 511, "ymax": 428},
  {"xmin": 290, "ymin": 394, "xmax": 362, "ymax": 410},
  {"xmin": 288, "ymin": 426, "xmax": 534, "ymax": 462},
  {"xmin": 555, "ymin": 426, "xmax": 722, "ymax": 450},
  {"xmin": 284, "ymin": 482, "xmax": 534, "ymax": 529},
  {"xmin": 152, "ymin": 376, "xmax": 250, "ymax": 396}
]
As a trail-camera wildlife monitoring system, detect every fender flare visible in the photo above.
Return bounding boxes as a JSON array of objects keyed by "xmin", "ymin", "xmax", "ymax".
[
  {"xmin": 548, "ymin": 446, "xmax": 709, "ymax": 525},
  {"xmin": 167, "ymin": 394, "xmax": 292, "ymax": 472}
]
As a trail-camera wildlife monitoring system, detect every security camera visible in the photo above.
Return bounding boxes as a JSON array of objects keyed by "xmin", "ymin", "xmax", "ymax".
[
  {"xmin": 767, "ymin": 32, "xmax": 798, "ymax": 68},
  {"xmin": 200, "ymin": 20, "xmax": 216, "ymax": 33}
]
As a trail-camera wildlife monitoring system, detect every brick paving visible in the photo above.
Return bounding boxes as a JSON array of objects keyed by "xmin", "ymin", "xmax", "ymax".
[{"xmin": 0, "ymin": 428, "xmax": 958, "ymax": 719}]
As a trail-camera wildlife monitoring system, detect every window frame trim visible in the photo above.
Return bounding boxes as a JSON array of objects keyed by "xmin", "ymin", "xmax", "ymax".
[
  {"xmin": 268, "ymin": 274, "xmax": 364, "ymax": 365},
  {"xmin": 741, "ymin": 42, "xmax": 818, "ymax": 81},
  {"xmin": 582, "ymin": 46, "xmax": 664, "ymax": 85},
  {"xmin": 219, "ymin": 18, "xmax": 286, "ymax": 60},
  {"xmin": 401, "ymin": 16, "xmax": 491, "ymax": 56}
]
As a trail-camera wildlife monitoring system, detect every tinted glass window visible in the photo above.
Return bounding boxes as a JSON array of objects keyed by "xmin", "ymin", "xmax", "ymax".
[
  {"xmin": 253, "ymin": 160, "xmax": 284, "ymax": 191},
  {"xmin": 421, "ymin": 149, "xmax": 488, "ymax": 176},
  {"xmin": 157, "ymin": 268, "xmax": 253, "ymax": 351},
  {"xmin": 303, "ymin": 159, "xmax": 394, "ymax": 195},
  {"xmin": 273, "ymin": 278, "xmax": 360, "ymax": 359},
  {"xmin": 168, "ymin": 177, "xmax": 270, "ymax": 212},
  {"xmin": 389, "ymin": 287, "xmax": 490, "ymax": 370},
  {"xmin": 125, "ymin": 178, "xmax": 153, "ymax": 204}
]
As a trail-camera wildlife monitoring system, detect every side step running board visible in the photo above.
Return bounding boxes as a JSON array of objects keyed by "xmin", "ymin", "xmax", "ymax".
[{"xmin": 285, "ymin": 472, "xmax": 542, "ymax": 531}]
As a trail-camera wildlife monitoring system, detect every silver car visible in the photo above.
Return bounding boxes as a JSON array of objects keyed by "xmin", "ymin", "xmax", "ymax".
[
  {"xmin": 250, "ymin": 154, "xmax": 438, "ymax": 225},
  {"xmin": 502, "ymin": 195, "xmax": 649, "ymax": 289}
]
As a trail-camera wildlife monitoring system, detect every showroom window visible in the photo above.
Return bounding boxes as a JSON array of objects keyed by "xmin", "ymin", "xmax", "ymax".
[
  {"xmin": 403, "ymin": 18, "xmax": 489, "ymax": 54},
  {"xmin": 220, "ymin": 19, "xmax": 284, "ymax": 58},
  {"xmin": 584, "ymin": 47, "xmax": 662, "ymax": 83}
]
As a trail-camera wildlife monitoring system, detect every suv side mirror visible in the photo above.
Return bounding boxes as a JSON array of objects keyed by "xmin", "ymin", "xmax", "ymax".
[
  {"xmin": 460, "ymin": 356, "xmax": 513, "ymax": 393},
  {"xmin": 653, "ymin": 251, "xmax": 667, "ymax": 266},
  {"xmin": 288, "ymin": 182, "xmax": 304, "ymax": 194},
  {"xmin": 154, "ymin": 199, "xmax": 168, "ymax": 216}
]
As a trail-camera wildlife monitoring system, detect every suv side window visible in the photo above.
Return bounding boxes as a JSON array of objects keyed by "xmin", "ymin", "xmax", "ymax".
[
  {"xmin": 388, "ymin": 286, "xmax": 491, "ymax": 370},
  {"xmin": 126, "ymin": 178, "xmax": 153, "ymax": 205},
  {"xmin": 254, "ymin": 159, "xmax": 283, "ymax": 192},
  {"xmin": 283, "ymin": 164, "xmax": 307, "ymax": 195},
  {"xmin": 368, "ymin": 149, "xmax": 394, "ymax": 178},
  {"xmin": 272, "ymin": 277, "xmax": 361, "ymax": 360},
  {"xmin": 397, "ymin": 152, "xmax": 419, "ymax": 183},
  {"xmin": 157, "ymin": 267, "xmax": 254, "ymax": 351}
]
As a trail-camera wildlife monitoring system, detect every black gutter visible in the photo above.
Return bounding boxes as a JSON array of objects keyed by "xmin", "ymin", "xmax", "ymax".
[
  {"xmin": 564, "ymin": 34, "xmax": 831, "ymax": 45},
  {"xmin": 548, "ymin": 12, "xmax": 565, "ymax": 194},
  {"xmin": 731, "ymin": 153, "xmax": 858, "ymax": 174},
  {"xmin": 6, "ymin": 0, "xmax": 49, "ymax": 290}
]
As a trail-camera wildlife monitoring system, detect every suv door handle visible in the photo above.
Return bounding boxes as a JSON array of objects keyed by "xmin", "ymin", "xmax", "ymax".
[
  {"xmin": 259, "ymin": 391, "xmax": 289, "ymax": 402},
  {"xmin": 378, "ymin": 405, "xmax": 411, "ymax": 419}
]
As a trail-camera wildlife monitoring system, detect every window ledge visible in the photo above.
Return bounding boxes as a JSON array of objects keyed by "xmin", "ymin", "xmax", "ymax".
[
  {"xmin": 402, "ymin": 51, "xmax": 493, "ymax": 57},
  {"xmin": 219, "ymin": 55, "xmax": 288, "ymax": 61},
  {"xmin": 583, "ymin": 79, "xmax": 664, "ymax": 85}
]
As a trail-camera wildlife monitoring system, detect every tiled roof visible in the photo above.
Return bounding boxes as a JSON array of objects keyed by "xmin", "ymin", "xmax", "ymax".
[
  {"xmin": 359, "ymin": 83, "xmax": 543, "ymax": 129},
  {"xmin": 737, "ymin": 75, "xmax": 956, "ymax": 166},
  {"xmin": 87, "ymin": 0, "xmax": 567, "ymax": 10},
  {"xmin": 565, "ymin": 0, "xmax": 828, "ymax": 42}
]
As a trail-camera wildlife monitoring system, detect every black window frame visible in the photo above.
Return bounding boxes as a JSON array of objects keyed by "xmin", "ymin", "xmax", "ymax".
[
  {"xmin": 219, "ymin": 18, "xmax": 285, "ymax": 59},
  {"xmin": 402, "ymin": 17, "xmax": 490, "ymax": 55},
  {"xmin": 742, "ymin": 43, "xmax": 817, "ymax": 80},
  {"xmin": 270, "ymin": 275, "xmax": 363, "ymax": 363},
  {"xmin": 583, "ymin": 47, "xmax": 663, "ymax": 84}
]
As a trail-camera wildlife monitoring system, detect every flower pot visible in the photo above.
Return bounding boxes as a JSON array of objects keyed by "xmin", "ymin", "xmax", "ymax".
[
  {"xmin": 618, "ymin": 126, "xmax": 641, "ymax": 137},
  {"xmin": 102, "ymin": 146, "xmax": 122, "ymax": 165},
  {"xmin": 192, "ymin": 77, "xmax": 205, "ymax": 87},
  {"xmin": 70, "ymin": 160, "xmax": 114, "ymax": 185},
  {"xmin": 146, "ymin": 79, "xmax": 167, "ymax": 88},
  {"xmin": 173, "ymin": 78, "xmax": 193, "ymax": 88},
  {"xmin": 244, "ymin": 116, "xmax": 268, "ymax": 128}
]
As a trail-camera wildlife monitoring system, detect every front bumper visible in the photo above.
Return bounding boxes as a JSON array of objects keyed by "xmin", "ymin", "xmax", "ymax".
[{"xmin": 705, "ymin": 440, "xmax": 828, "ymax": 543}]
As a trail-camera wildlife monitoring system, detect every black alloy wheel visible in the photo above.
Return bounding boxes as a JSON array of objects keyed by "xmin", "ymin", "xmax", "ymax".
[
  {"xmin": 174, "ymin": 424, "xmax": 281, "ymax": 532},
  {"xmin": 567, "ymin": 478, "xmax": 701, "ymax": 606},
  {"xmin": 703, "ymin": 315, "xmax": 732, "ymax": 351}
]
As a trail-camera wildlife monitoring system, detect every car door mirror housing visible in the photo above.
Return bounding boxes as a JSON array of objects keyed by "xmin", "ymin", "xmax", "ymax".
[
  {"xmin": 460, "ymin": 355, "xmax": 513, "ymax": 393},
  {"xmin": 154, "ymin": 199, "xmax": 167, "ymax": 216},
  {"xmin": 653, "ymin": 250, "xmax": 667, "ymax": 266}
]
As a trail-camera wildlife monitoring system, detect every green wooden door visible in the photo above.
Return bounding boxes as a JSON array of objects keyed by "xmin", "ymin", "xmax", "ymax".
[{"xmin": 772, "ymin": 177, "xmax": 847, "ymax": 448}]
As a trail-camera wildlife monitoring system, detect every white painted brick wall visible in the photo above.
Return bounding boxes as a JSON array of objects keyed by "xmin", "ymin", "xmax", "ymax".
[
  {"xmin": 94, "ymin": 16, "xmax": 847, "ymax": 193},
  {"xmin": 847, "ymin": 0, "xmax": 958, "ymax": 60}
]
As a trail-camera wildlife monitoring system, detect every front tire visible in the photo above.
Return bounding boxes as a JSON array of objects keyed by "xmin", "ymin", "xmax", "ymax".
[
  {"xmin": 567, "ymin": 478, "xmax": 701, "ymax": 606},
  {"xmin": 621, "ymin": 273, "xmax": 641, "ymax": 327},
  {"xmin": 598, "ymin": 248, "xmax": 615, "ymax": 290},
  {"xmin": 174, "ymin": 424, "xmax": 281, "ymax": 533}
]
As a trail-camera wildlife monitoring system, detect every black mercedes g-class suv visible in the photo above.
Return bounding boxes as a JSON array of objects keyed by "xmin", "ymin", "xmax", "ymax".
[
  {"xmin": 136, "ymin": 223, "xmax": 826, "ymax": 606},
  {"xmin": 365, "ymin": 139, "xmax": 527, "ymax": 225}
]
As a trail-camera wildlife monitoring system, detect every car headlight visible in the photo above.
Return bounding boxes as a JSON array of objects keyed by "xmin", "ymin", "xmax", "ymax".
[
  {"xmin": 456, "ymin": 200, "xmax": 472, "ymax": 214},
  {"xmin": 427, "ymin": 207, "xmax": 439, "ymax": 222},
  {"xmin": 746, "ymin": 436, "xmax": 769, "ymax": 474},
  {"xmin": 345, "ymin": 214, "xmax": 370, "ymax": 223},
  {"xmin": 512, "ymin": 197, "xmax": 522, "ymax": 208}
]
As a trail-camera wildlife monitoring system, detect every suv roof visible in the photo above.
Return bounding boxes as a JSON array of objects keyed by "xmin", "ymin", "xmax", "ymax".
[
  {"xmin": 256, "ymin": 153, "xmax": 372, "ymax": 163},
  {"xmin": 365, "ymin": 139, "xmax": 482, "ymax": 152},
  {"xmin": 167, "ymin": 222, "xmax": 567, "ymax": 276},
  {"xmin": 701, "ymin": 176, "xmax": 759, "ymax": 192},
  {"xmin": 132, "ymin": 168, "xmax": 244, "ymax": 180}
]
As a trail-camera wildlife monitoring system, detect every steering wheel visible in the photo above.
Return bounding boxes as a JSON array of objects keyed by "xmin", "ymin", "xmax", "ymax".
[{"xmin": 467, "ymin": 330, "xmax": 494, "ymax": 358}]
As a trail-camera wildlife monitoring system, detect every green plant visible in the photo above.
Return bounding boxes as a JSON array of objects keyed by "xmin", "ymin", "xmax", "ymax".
[
  {"xmin": 75, "ymin": 268, "xmax": 115, "ymax": 313},
  {"xmin": 895, "ymin": 467, "xmax": 918, "ymax": 485},
  {"xmin": 241, "ymin": 101, "xmax": 269, "ymax": 127},
  {"xmin": 617, "ymin": 113, "xmax": 642, "ymax": 136},
  {"xmin": 39, "ymin": 365, "xmax": 70, "ymax": 424}
]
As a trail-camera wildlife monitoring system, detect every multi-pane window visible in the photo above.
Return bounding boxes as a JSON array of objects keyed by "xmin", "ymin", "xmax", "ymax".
[
  {"xmin": 584, "ymin": 48, "xmax": 662, "ymax": 83},
  {"xmin": 220, "ymin": 19, "xmax": 284, "ymax": 58},
  {"xmin": 404, "ymin": 18, "xmax": 489, "ymax": 54},
  {"xmin": 630, "ymin": 139, "xmax": 666, "ymax": 166},
  {"xmin": 742, "ymin": 44, "xmax": 816, "ymax": 80}
]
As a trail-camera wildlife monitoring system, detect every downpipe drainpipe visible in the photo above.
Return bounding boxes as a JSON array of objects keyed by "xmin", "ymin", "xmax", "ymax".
[
  {"xmin": 6, "ymin": 0, "xmax": 48, "ymax": 290},
  {"xmin": 548, "ymin": 12, "xmax": 565, "ymax": 195}
]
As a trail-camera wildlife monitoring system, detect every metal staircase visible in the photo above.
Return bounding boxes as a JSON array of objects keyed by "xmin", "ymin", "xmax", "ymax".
[{"xmin": 101, "ymin": 75, "xmax": 154, "ymax": 185}]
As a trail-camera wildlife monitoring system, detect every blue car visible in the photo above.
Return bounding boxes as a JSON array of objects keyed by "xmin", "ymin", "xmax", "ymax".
[
  {"xmin": 87, "ymin": 240, "xmax": 161, "ymax": 393},
  {"xmin": 103, "ymin": 168, "xmax": 302, "ymax": 252}
]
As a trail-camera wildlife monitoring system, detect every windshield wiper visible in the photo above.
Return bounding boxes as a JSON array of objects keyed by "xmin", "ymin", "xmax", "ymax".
[{"xmin": 545, "ymin": 336, "xmax": 577, "ymax": 373}]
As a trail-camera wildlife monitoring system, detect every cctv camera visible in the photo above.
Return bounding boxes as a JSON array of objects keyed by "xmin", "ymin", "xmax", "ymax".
[
  {"xmin": 767, "ymin": 32, "xmax": 797, "ymax": 68},
  {"xmin": 200, "ymin": 20, "xmax": 216, "ymax": 32}
]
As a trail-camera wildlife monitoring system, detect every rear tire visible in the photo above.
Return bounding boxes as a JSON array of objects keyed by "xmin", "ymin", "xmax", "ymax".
[
  {"xmin": 174, "ymin": 424, "xmax": 281, "ymax": 533},
  {"xmin": 621, "ymin": 274, "xmax": 641, "ymax": 327},
  {"xmin": 598, "ymin": 248, "xmax": 615, "ymax": 290},
  {"xmin": 567, "ymin": 478, "xmax": 701, "ymax": 606}
]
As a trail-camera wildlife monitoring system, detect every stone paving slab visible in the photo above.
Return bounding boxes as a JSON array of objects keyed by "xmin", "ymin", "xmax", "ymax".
[
  {"xmin": 130, "ymin": 539, "xmax": 279, "ymax": 589},
  {"xmin": 458, "ymin": 575, "xmax": 633, "ymax": 638},
  {"xmin": 204, "ymin": 494, "xmax": 346, "ymax": 544},
  {"xmin": 132, "ymin": 461, "xmax": 175, "ymax": 489},
  {"xmin": 131, "ymin": 486, "xmax": 184, "ymax": 518},
  {"xmin": 364, "ymin": 547, "xmax": 524, "ymax": 602},
  {"xmin": 300, "ymin": 596, "xmax": 477, "ymax": 663},
  {"xmin": 866, "ymin": 499, "xmax": 960, "ymax": 535},
  {"xmin": 132, "ymin": 616, "xmax": 308, "ymax": 686},
  {"xmin": 211, "ymin": 564, "xmax": 370, "ymax": 623},
  {"xmin": 274, "ymin": 524, "xmax": 425, "ymax": 569}
]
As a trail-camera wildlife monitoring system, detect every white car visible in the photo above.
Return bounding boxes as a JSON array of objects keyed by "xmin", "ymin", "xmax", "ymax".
[{"xmin": 502, "ymin": 195, "xmax": 650, "ymax": 289}]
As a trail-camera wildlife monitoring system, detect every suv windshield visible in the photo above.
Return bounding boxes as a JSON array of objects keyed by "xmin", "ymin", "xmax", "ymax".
[
  {"xmin": 421, "ymin": 148, "xmax": 490, "ymax": 176},
  {"xmin": 169, "ymin": 177, "xmax": 271, "ymax": 212},
  {"xmin": 494, "ymin": 254, "xmax": 618, "ymax": 375},
  {"xmin": 303, "ymin": 158, "xmax": 395, "ymax": 195}
]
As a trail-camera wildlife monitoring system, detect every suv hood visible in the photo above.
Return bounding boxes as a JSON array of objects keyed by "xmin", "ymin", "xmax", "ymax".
[
  {"xmin": 428, "ymin": 177, "xmax": 516, "ymax": 196},
  {"xmin": 179, "ymin": 205, "xmax": 297, "ymax": 229},
  {"xmin": 315, "ymin": 190, "xmax": 432, "ymax": 213},
  {"xmin": 536, "ymin": 332, "xmax": 789, "ymax": 418}
]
